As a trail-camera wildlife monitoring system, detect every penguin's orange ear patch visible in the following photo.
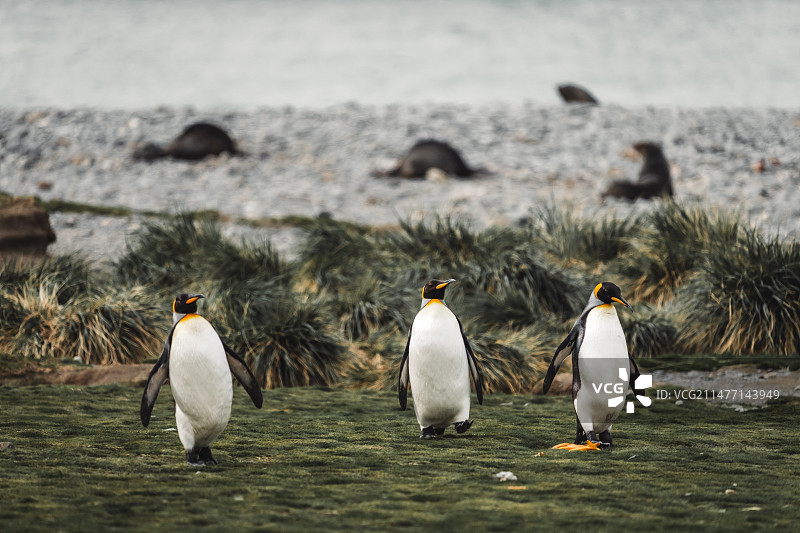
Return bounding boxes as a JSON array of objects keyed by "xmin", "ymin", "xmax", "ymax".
[{"xmin": 593, "ymin": 283, "xmax": 603, "ymax": 298}]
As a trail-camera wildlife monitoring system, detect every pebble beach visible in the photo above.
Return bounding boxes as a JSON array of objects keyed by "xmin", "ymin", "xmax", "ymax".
[{"xmin": 1, "ymin": 103, "xmax": 799, "ymax": 262}]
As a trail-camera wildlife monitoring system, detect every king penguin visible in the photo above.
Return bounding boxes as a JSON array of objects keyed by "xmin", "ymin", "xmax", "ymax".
[
  {"xmin": 543, "ymin": 282, "xmax": 642, "ymax": 449},
  {"xmin": 140, "ymin": 293, "xmax": 263, "ymax": 465},
  {"xmin": 398, "ymin": 279, "xmax": 484, "ymax": 438}
]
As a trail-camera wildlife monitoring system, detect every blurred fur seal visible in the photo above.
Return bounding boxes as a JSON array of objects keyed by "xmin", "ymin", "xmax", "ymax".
[
  {"xmin": 372, "ymin": 139, "xmax": 478, "ymax": 178},
  {"xmin": 557, "ymin": 84, "xmax": 599, "ymax": 104},
  {"xmin": 603, "ymin": 142, "xmax": 673, "ymax": 201},
  {"xmin": 134, "ymin": 122, "xmax": 237, "ymax": 162}
]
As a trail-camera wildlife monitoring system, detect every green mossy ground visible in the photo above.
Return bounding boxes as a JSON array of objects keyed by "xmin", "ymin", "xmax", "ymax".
[{"xmin": 1, "ymin": 385, "xmax": 797, "ymax": 532}]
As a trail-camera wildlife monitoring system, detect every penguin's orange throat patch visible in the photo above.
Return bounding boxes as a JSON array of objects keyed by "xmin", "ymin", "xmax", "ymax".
[
  {"xmin": 177, "ymin": 313, "xmax": 200, "ymax": 324},
  {"xmin": 423, "ymin": 298, "xmax": 444, "ymax": 308}
]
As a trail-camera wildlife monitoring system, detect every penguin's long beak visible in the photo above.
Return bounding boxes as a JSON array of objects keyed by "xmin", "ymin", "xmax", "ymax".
[
  {"xmin": 186, "ymin": 294, "xmax": 205, "ymax": 304},
  {"xmin": 435, "ymin": 279, "xmax": 456, "ymax": 290},
  {"xmin": 612, "ymin": 296, "xmax": 632, "ymax": 310}
]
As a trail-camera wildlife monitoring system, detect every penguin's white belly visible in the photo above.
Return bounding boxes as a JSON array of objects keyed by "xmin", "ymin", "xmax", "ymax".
[
  {"xmin": 408, "ymin": 303, "xmax": 470, "ymax": 429},
  {"xmin": 575, "ymin": 305, "xmax": 629, "ymax": 434},
  {"xmin": 169, "ymin": 316, "xmax": 232, "ymax": 450}
]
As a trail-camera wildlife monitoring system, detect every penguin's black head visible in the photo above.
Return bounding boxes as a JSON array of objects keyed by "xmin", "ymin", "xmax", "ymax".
[
  {"xmin": 594, "ymin": 282, "xmax": 632, "ymax": 310},
  {"xmin": 422, "ymin": 279, "xmax": 456, "ymax": 300},
  {"xmin": 173, "ymin": 293, "xmax": 204, "ymax": 314}
]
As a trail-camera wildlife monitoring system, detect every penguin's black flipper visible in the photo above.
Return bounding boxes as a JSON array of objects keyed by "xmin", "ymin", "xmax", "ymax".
[
  {"xmin": 222, "ymin": 342, "xmax": 263, "ymax": 409},
  {"xmin": 628, "ymin": 352, "xmax": 644, "ymax": 396},
  {"xmin": 140, "ymin": 335, "xmax": 172, "ymax": 427},
  {"xmin": 543, "ymin": 325, "xmax": 580, "ymax": 394},
  {"xmin": 457, "ymin": 317, "xmax": 484, "ymax": 405},
  {"xmin": 398, "ymin": 327, "xmax": 412, "ymax": 410},
  {"xmin": 574, "ymin": 415, "xmax": 587, "ymax": 445}
]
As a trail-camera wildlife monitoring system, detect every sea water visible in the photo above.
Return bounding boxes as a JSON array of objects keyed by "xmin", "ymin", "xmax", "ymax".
[{"xmin": 1, "ymin": 0, "xmax": 798, "ymax": 109}]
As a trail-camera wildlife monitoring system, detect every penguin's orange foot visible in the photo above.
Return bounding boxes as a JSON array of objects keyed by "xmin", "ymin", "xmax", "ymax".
[{"xmin": 551, "ymin": 441, "xmax": 601, "ymax": 451}]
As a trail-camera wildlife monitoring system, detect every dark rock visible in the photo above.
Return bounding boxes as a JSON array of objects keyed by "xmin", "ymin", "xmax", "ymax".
[{"xmin": 0, "ymin": 195, "xmax": 56, "ymax": 257}]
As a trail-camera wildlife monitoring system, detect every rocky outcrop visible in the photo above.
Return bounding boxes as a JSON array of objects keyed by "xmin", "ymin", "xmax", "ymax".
[{"xmin": 0, "ymin": 195, "xmax": 56, "ymax": 257}]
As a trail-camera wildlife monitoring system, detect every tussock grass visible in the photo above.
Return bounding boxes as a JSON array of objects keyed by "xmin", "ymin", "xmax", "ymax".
[
  {"xmin": 249, "ymin": 301, "xmax": 346, "ymax": 388},
  {"xmin": 469, "ymin": 247, "xmax": 586, "ymax": 321},
  {"xmin": 676, "ymin": 229, "xmax": 800, "ymax": 355},
  {"xmin": 0, "ymin": 284, "xmax": 164, "ymax": 364},
  {"xmin": 209, "ymin": 291, "xmax": 346, "ymax": 388},
  {"xmin": 115, "ymin": 214, "xmax": 291, "ymax": 292},
  {"xmin": 0, "ymin": 257, "xmax": 163, "ymax": 363},
  {"xmin": 4, "ymin": 201, "xmax": 798, "ymax": 385},
  {"xmin": 615, "ymin": 202, "xmax": 743, "ymax": 304},
  {"xmin": 0, "ymin": 254, "xmax": 95, "ymax": 302},
  {"xmin": 341, "ymin": 333, "xmax": 402, "ymax": 390},
  {"xmin": 115, "ymin": 214, "xmax": 224, "ymax": 288},
  {"xmin": 0, "ymin": 281, "xmax": 64, "ymax": 360},
  {"xmin": 464, "ymin": 286, "xmax": 544, "ymax": 330},
  {"xmin": 297, "ymin": 216, "xmax": 379, "ymax": 289},
  {"xmin": 326, "ymin": 275, "xmax": 414, "ymax": 340},
  {"xmin": 621, "ymin": 303, "xmax": 680, "ymax": 358},
  {"xmin": 467, "ymin": 326, "xmax": 555, "ymax": 394},
  {"xmin": 206, "ymin": 238, "xmax": 290, "ymax": 288},
  {"xmin": 389, "ymin": 216, "xmax": 521, "ymax": 269},
  {"xmin": 46, "ymin": 290, "xmax": 165, "ymax": 364},
  {"xmin": 531, "ymin": 203, "xmax": 639, "ymax": 265}
]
